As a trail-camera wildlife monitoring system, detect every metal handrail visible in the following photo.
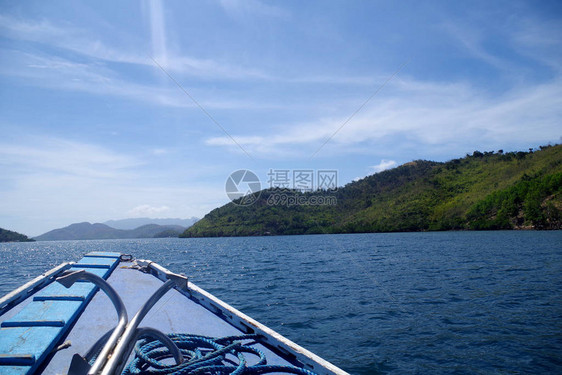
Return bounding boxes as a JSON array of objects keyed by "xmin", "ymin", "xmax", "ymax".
[
  {"xmin": 100, "ymin": 272, "xmax": 188, "ymax": 375},
  {"xmin": 56, "ymin": 270, "xmax": 128, "ymax": 375}
]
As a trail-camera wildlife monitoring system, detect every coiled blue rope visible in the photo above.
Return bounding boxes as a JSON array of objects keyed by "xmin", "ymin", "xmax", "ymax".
[{"xmin": 122, "ymin": 334, "xmax": 318, "ymax": 375}]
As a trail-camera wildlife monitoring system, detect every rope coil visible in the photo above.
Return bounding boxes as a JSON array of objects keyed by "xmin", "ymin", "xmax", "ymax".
[{"xmin": 123, "ymin": 334, "xmax": 318, "ymax": 375}]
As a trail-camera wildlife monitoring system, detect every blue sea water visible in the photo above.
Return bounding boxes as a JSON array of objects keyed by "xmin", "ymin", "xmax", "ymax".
[{"xmin": 0, "ymin": 231, "xmax": 561, "ymax": 374}]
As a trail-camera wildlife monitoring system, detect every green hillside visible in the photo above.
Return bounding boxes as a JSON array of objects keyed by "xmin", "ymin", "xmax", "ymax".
[
  {"xmin": 0, "ymin": 228, "xmax": 35, "ymax": 242},
  {"xmin": 181, "ymin": 145, "xmax": 562, "ymax": 238}
]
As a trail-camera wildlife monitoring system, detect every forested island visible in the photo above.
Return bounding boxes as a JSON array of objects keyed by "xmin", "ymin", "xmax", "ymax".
[
  {"xmin": 0, "ymin": 228, "xmax": 35, "ymax": 242},
  {"xmin": 181, "ymin": 145, "xmax": 562, "ymax": 237}
]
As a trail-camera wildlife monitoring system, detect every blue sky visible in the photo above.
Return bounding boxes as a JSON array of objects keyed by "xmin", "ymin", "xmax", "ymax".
[{"xmin": 1, "ymin": 0, "xmax": 561, "ymax": 236}]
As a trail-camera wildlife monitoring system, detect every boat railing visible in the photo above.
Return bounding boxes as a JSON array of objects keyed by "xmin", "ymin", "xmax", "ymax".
[
  {"xmin": 0, "ymin": 262, "xmax": 73, "ymax": 315},
  {"xmin": 100, "ymin": 272, "xmax": 188, "ymax": 375},
  {"xmin": 58, "ymin": 268, "xmax": 187, "ymax": 375},
  {"xmin": 57, "ymin": 269, "xmax": 128, "ymax": 375}
]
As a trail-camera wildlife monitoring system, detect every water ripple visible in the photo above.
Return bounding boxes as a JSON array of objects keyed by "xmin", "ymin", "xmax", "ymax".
[{"xmin": 1, "ymin": 231, "xmax": 561, "ymax": 374}]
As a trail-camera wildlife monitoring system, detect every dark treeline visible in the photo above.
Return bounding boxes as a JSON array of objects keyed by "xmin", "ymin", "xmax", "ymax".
[{"xmin": 0, "ymin": 228, "xmax": 34, "ymax": 242}]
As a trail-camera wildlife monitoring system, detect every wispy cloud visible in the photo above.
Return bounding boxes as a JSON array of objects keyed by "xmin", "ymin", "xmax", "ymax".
[
  {"xmin": 0, "ymin": 13, "xmax": 267, "ymax": 80},
  {"xmin": 0, "ymin": 13, "xmax": 379, "ymax": 84},
  {"xmin": 441, "ymin": 15, "xmax": 562, "ymax": 77},
  {"xmin": 2, "ymin": 47, "xmax": 370, "ymax": 112},
  {"xmin": 219, "ymin": 0, "xmax": 289, "ymax": 19},
  {"xmin": 0, "ymin": 13, "xmax": 354, "ymax": 112},
  {"xmin": 510, "ymin": 18, "xmax": 562, "ymax": 72},
  {"xmin": 0, "ymin": 135, "xmax": 227, "ymax": 235},
  {"xmin": 442, "ymin": 21, "xmax": 506, "ymax": 70},
  {"xmin": 0, "ymin": 50, "xmax": 280, "ymax": 110},
  {"xmin": 204, "ymin": 76, "xmax": 562, "ymax": 158},
  {"xmin": 0, "ymin": 136, "xmax": 139, "ymax": 179},
  {"xmin": 128, "ymin": 204, "xmax": 170, "ymax": 217},
  {"xmin": 2, "ymin": 2, "xmax": 560, "ymax": 237},
  {"xmin": 0, "ymin": 14, "xmax": 145, "ymax": 65},
  {"xmin": 147, "ymin": 0, "xmax": 168, "ymax": 66}
]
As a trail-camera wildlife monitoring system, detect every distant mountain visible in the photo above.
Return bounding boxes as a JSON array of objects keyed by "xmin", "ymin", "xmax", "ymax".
[
  {"xmin": 0, "ymin": 227, "xmax": 35, "ymax": 242},
  {"xmin": 181, "ymin": 144, "xmax": 562, "ymax": 237},
  {"xmin": 35, "ymin": 222, "xmax": 121, "ymax": 241},
  {"xmin": 34, "ymin": 222, "xmax": 187, "ymax": 241},
  {"xmin": 103, "ymin": 217, "xmax": 198, "ymax": 230}
]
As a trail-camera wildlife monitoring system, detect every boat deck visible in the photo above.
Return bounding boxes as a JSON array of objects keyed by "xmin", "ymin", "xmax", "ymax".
[
  {"xmin": 47, "ymin": 262, "xmax": 296, "ymax": 373},
  {"xmin": 0, "ymin": 253, "xmax": 345, "ymax": 375}
]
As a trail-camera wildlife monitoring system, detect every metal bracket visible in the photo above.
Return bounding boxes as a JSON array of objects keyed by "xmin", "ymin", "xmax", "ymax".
[
  {"xmin": 119, "ymin": 254, "xmax": 133, "ymax": 262},
  {"xmin": 166, "ymin": 272, "xmax": 189, "ymax": 293}
]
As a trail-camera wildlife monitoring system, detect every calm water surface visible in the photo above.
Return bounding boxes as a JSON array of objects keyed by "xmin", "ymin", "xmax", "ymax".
[{"xmin": 1, "ymin": 231, "xmax": 561, "ymax": 374}]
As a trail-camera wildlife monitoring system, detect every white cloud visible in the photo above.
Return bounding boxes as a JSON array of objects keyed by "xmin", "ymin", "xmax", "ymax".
[
  {"xmin": 0, "ymin": 135, "xmax": 227, "ymax": 235},
  {"xmin": 0, "ymin": 14, "xmax": 267, "ymax": 80},
  {"xmin": 204, "ymin": 75, "xmax": 562, "ymax": 158},
  {"xmin": 370, "ymin": 160, "xmax": 397, "ymax": 173},
  {"xmin": 0, "ymin": 14, "xmax": 145, "ymax": 65},
  {"xmin": 0, "ymin": 51, "xmax": 277, "ymax": 111},
  {"xmin": 0, "ymin": 13, "xmax": 383, "ymax": 84},
  {"xmin": 127, "ymin": 204, "xmax": 171, "ymax": 217},
  {"xmin": 1, "ymin": 4, "xmax": 560, "ymax": 236},
  {"xmin": 0, "ymin": 136, "xmax": 139, "ymax": 179}
]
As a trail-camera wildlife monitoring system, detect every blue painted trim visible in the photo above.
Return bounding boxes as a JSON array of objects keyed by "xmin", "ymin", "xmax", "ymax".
[
  {"xmin": 0, "ymin": 326, "xmax": 61, "ymax": 373},
  {"xmin": 0, "ymin": 263, "xmax": 72, "ymax": 317},
  {"xmin": 33, "ymin": 282, "xmax": 96, "ymax": 302},
  {"xmin": 33, "ymin": 295, "xmax": 85, "ymax": 301},
  {"xmin": 72, "ymin": 264, "xmax": 109, "ymax": 269},
  {"xmin": 85, "ymin": 252, "xmax": 121, "ymax": 258},
  {"xmin": 70, "ymin": 266, "xmax": 110, "ymax": 280},
  {"xmin": 77, "ymin": 257, "xmax": 117, "ymax": 268},
  {"xmin": 0, "ymin": 354, "xmax": 35, "ymax": 366},
  {"xmin": 0, "ymin": 252, "xmax": 121, "ymax": 375},
  {"xmin": 1, "ymin": 320, "xmax": 65, "ymax": 328}
]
